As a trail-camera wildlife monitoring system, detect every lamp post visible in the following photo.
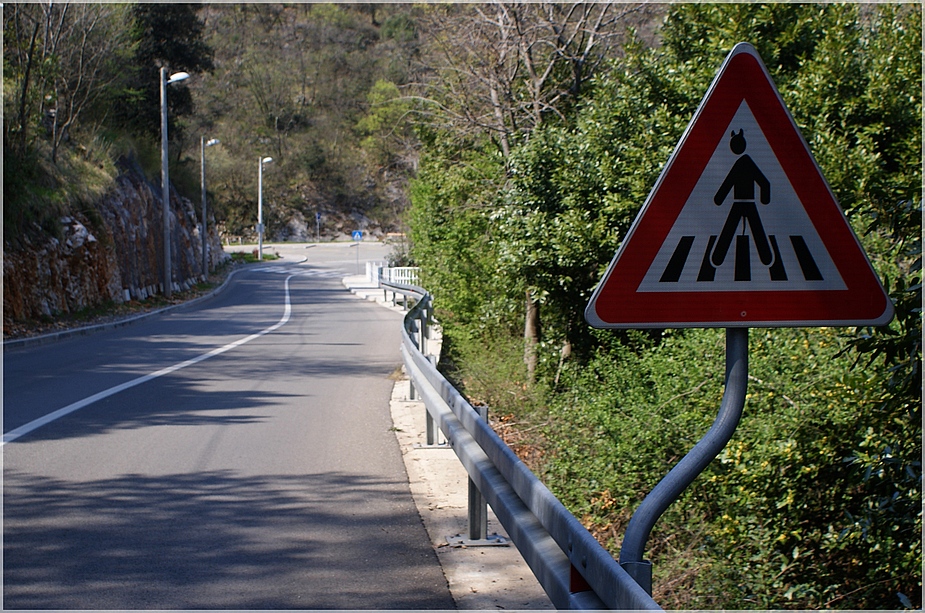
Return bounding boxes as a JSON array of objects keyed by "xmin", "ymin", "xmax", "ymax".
[
  {"xmin": 257, "ymin": 156, "xmax": 273, "ymax": 260},
  {"xmin": 200, "ymin": 137, "xmax": 220, "ymax": 277},
  {"xmin": 160, "ymin": 67, "xmax": 190, "ymax": 297}
]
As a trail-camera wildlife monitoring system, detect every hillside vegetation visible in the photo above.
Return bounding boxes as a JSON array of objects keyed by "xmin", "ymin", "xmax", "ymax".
[
  {"xmin": 4, "ymin": 3, "xmax": 921, "ymax": 609},
  {"xmin": 4, "ymin": 4, "xmax": 424, "ymax": 247}
]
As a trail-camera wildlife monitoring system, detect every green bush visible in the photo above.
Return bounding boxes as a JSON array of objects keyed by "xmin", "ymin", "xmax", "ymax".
[
  {"xmin": 409, "ymin": 6, "xmax": 920, "ymax": 607},
  {"xmin": 543, "ymin": 327, "xmax": 919, "ymax": 608}
]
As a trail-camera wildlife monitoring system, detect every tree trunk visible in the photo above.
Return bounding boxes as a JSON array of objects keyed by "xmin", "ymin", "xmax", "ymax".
[
  {"xmin": 554, "ymin": 339, "xmax": 572, "ymax": 386},
  {"xmin": 17, "ymin": 19, "xmax": 41, "ymax": 154},
  {"xmin": 524, "ymin": 289, "xmax": 539, "ymax": 381}
]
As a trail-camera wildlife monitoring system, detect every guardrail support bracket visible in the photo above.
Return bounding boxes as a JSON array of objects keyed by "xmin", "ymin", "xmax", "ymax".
[
  {"xmin": 445, "ymin": 532, "xmax": 508, "ymax": 548},
  {"xmin": 445, "ymin": 404, "xmax": 510, "ymax": 548},
  {"xmin": 569, "ymin": 564, "xmax": 592, "ymax": 593},
  {"xmin": 620, "ymin": 560, "xmax": 653, "ymax": 596}
]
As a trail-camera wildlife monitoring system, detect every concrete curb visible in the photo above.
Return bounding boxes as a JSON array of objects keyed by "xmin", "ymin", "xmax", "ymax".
[
  {"xmin": 3, "ymin": 266, "xmax": 241, "ymax": 351},
  {"xmin": 343, "ymin": 275, "xmax": 553, "ymax": 610},
  {"xmin": 3, "ymin": 256, "xmax": 311, "ymax": 351}
]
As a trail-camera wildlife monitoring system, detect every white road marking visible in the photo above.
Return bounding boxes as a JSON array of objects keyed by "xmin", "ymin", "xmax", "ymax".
[
  {"xmin": 249, "ymin": 265, "xmax": 342, "ymax": 278},
  {"xmin": 2, "ymin": 275, "xmax": 295, "ymax": 446}
]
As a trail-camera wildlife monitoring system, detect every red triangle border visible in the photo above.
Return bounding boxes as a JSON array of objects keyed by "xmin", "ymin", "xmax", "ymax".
[{"xmin": 586, "ymin": 43, "xmax": 893, "ymax": 329}]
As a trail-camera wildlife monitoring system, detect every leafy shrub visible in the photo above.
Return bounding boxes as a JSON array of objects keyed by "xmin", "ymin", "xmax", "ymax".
[{"xmin": 541, "ymin": 327, "xmax": 919, "ymax": 609}]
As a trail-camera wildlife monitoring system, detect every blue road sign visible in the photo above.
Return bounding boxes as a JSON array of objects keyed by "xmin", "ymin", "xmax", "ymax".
[{"xmin": 352, "ymin": 230, "xmax": 363, "ymax": 241}]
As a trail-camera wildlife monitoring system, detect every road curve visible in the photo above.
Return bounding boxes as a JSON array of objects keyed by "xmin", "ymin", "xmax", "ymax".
[{"xmin": 3, "ymin": 248, "xmax": 455, "ymax": 609}]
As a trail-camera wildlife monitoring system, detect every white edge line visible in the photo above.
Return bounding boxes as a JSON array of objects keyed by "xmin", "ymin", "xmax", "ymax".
[{"xmin": 2, "ymin": 275, "xmax": 294, "ymax": 446}]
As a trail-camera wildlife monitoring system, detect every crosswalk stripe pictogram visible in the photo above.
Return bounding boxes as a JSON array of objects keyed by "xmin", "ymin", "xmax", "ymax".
[{"xmin": 659, "ymin": 232, "xmax": 823, "ymax": 284}]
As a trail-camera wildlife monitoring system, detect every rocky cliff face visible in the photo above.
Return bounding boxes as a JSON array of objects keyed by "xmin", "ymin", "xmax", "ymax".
[{"xmin": 3, "ymin": 157, "xmax": 228, "ymax": 329}]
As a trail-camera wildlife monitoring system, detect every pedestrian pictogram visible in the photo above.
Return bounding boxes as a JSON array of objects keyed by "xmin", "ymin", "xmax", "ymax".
[
  {"xmin": 654, "ymin": 122, "xmax": 831, "ymax": 289},
  {"xmin": 585, "ymin": 42, "xmax": 893, "ymax": 329},
  {"xmin": 709, "ymin": 128, "xmax": 774, "ymax": 278}
]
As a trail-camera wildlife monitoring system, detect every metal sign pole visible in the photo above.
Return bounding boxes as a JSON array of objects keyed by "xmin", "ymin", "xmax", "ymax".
[
  {"xmin": 352, "ymin": 230, "xmax": 363, "ymax": 274},
  {"xmin": 619, "ymin": 327, "xmax": 749, "ymax": 594}
]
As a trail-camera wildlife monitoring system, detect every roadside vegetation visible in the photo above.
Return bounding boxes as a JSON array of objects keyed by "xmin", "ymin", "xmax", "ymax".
[
  {"xmin": 407, "ymin": 4, "xmax": 920, "ymax": 609},
  {"xmin": 4, "ymin": 3, "xmax": 920, "ymax": 608},
  {"xmin": 228, "ymin": 251, "xmax": 281, "ymax": 264},
  {"xmin": 4, "ymin": 4, "xmax": 425, "ymax": 247}
]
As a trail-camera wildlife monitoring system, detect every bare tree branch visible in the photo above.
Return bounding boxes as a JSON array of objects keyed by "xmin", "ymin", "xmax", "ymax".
[
  {"xmin": 45, "ymin": 4, "xmax": 132, "ymax": 163},
  {"xmin": 414, "ymin": 2, "xmax": 657, "ymax": 156}
]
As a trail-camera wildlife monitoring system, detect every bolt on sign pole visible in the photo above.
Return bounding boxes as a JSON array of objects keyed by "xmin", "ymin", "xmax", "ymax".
[{"xmin": 584, "ymin": 43, "xmax": 893, "ymax": 598}]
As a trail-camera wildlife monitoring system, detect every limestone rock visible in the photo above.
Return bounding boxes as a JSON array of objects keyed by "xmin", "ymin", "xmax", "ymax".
[{"xmin": 3, "ymin": 156, "xmax": 229, "ymax": 330}]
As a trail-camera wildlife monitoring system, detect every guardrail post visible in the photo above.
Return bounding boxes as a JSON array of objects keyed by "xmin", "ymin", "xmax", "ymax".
[
  {"xmin": 422, "ymin": 356, "xmax": 445, "ymax": 447},
  {"xmin": 380, "ymin": 267, "xmax": 386, "ymax": 303},
  {"xmin": 470, "ymin": 404, "xmax": 489, "ymax": 540},
  {"xmin": 446, "ymin": 404, "xmax": 508, "ymax": 548},
  {"xmin": 419, "ymin": 308, "xmax": 427, "ymax": 356},
  {"xmin": 469, "ymin": 456, "xmax": 488, "ymax": 541},
  {"xmin": 425, "ymin": 397, "xmax": 437, "ymax": 444}
]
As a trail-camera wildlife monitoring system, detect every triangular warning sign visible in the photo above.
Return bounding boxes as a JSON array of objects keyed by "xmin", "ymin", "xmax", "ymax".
[{"xmin": 585, "ymin": 42, "xmax": 893, "ymax": 329}]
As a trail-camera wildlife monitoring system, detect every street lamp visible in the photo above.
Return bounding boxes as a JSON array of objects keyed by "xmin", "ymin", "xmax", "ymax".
[
  {"xmin": 201, "ymin": 137, "xmax": 220, "ymax": 277},
  {"xmin": 257, "ymin": 156, "xmax": 273, "ymax": 260},
  {"xmin": 160, "ymin": 68, "xmax": 190, "ymax": 298}
]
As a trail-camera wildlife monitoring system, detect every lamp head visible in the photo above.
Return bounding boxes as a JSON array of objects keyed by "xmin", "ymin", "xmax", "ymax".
[
  {"xmin": 262, "ymin": 156, "xmax": 274, "ymax": 165},
  {"xmin": 167, "ymin": 71, "xmax": 190, "ymax": 85},
  {"xmin": 205, "ymin": 138, "xmax": 220, "ymax": 147}
]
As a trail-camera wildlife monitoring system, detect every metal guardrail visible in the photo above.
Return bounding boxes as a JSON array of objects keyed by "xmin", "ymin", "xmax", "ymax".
[{"xmin": 383, "ymin": 279, "xmax": 661, "ymax": 611}]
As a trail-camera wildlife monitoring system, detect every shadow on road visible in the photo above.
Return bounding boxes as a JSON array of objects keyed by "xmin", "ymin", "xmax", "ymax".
[{"xmin": 4, "ymin": 468, "xmax": 454, "ymax": 609}]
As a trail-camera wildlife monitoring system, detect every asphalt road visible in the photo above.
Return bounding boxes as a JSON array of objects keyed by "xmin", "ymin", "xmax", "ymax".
[{"xmin": 3, "ymin": 243, "xmax": 456, "ymax": 609}]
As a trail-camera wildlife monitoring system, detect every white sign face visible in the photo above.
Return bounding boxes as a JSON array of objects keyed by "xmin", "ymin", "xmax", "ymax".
[{"xmin": 638, "ymin": 101, "xmax": 846, "ymax": 292}]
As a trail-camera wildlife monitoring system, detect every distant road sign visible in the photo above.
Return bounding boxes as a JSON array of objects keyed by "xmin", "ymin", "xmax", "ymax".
[
  {"xmin": 585, "ymin": 43, "xmax": 893, "ymax": 329},
  {"xmin": 352, "ymin": 230, "xmax": 363, "ymax": 241}
]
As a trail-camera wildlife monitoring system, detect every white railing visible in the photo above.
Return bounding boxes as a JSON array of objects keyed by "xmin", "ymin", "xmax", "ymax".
[
  {"xmin": 366, "ymin": 261, "xmax": 419, "ymax": 286},
  {"xmin": 366, "ymin": 261, "xmax": 387, "ymax": 284},
  {"xmin": 385, "ymin": 267, "xmax": 419, "ymax": 285}
]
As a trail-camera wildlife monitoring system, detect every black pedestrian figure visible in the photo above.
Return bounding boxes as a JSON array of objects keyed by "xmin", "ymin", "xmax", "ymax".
[{"xmin": 711, "ymin": 129, "xmax": 773, "ymax": 268}]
